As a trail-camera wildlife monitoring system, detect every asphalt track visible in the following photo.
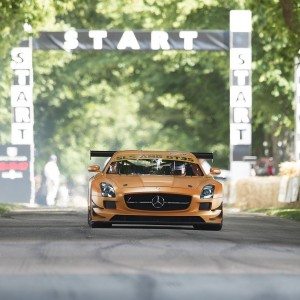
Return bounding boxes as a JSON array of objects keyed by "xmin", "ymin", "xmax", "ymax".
[{"xmin": 0, "ymin": 208, "xmax": 299, "ymax": 300}]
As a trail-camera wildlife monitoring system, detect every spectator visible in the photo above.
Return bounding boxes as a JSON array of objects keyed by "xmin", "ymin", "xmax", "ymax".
[{"xmin": 44, "ymin": 154, "xmax": 60, "ymax": 206}]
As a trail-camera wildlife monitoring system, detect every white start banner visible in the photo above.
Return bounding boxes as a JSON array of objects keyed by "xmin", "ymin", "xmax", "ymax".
[
  {"xmin": 21, "ymin": 30, "xmax": 230, "ymax": 51},
  {"xmin": 11, "ymin": 47, "xmax": 34, "ymax": 145}
]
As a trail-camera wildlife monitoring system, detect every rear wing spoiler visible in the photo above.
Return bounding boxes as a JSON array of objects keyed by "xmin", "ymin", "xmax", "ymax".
[
  {"xmin": 90, "ymin": 150, "xmax": 116, "ymax": 159},
  {"xmin": 90, "ymin": 150, "xmax": 213, "ymax": 160},
  {"xmin": 191, "ymin": 152, "xmax": 213, "ymax": 160}
]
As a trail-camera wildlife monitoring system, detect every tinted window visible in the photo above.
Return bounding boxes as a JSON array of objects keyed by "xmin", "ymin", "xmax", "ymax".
[{"xmin": 107, "ymin": 159, "xmax": 203, "ymax": 176}]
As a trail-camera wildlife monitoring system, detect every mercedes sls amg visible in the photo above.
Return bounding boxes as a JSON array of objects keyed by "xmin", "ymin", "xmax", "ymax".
[{"xmin": 88, "ymin": 150, "xmax": 223, "ymax": 230}]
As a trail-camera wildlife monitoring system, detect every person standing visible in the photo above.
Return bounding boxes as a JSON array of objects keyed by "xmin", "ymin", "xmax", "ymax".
[{"xmin": 44, "ymin": 154, "xmax": 60, "ymax": 206}]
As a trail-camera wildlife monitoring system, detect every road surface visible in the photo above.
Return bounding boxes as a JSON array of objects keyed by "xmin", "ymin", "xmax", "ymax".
[{"xmin": 0, "ymin": 208, "xmax": 299, "ymax": 300}]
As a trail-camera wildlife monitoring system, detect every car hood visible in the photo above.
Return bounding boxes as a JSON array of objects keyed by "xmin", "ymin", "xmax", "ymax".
[{"xmin": 106, "ymin": 174, "xmax": 205, "ymax": 189}]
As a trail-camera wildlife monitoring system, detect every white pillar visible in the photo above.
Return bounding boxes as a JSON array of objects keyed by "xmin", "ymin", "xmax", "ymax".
[{"xmin": 229, "ymin": 10, "xmax": 252, "ymax": 180}]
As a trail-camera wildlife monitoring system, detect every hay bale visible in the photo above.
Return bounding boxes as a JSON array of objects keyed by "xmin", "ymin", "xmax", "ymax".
[
  {"xmin": 279, "ymin": 161, "xmax": 300, "ymax": 177},
  {"xmin": 234, "ymin": 177, "xmax": 281, "ymax": 210}
]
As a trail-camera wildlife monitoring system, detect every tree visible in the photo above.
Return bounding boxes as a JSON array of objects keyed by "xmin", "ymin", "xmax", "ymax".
[
  {"xmin": 1, "ymin": 0, "xmax": 299, "ymax": 181},
  {"xmin": 0, "ymin": 0, "xmax": 74, "ymax": 143},
  {"xmin": 246, "ymin": 0, "xmax": 300, "ymax": 163}
]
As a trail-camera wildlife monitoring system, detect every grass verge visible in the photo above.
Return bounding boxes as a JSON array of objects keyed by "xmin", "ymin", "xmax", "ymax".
[
  {"xmin": 0, "ymin": 204, "xmax": 19, "ymax": 216},
  {"xmin": 249, "ymin": 208, "xmax": 300, "ymax": 222}
]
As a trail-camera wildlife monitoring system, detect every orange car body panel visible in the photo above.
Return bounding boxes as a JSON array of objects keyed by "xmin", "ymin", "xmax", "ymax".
[{"xmin": 89, "ymin": 150, "xmax": 223, "ymax": 225}]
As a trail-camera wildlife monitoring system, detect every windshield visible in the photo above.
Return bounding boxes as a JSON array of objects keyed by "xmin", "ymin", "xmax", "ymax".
[{"xmin": 107, "ymin": 159, "xmax": 203, "ymax": 176}]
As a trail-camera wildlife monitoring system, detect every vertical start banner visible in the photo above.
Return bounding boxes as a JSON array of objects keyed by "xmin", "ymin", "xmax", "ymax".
[
  {"xmin": 11, "ymin": 47, "xmax": 34, "ymax": 144},
  {"xmin": 3, "ymin": 46, "xmax": 35, "ymax": 203},
  {"xmin": 230, "ymin": 10, "xmax": 252, "ymax": 179}
]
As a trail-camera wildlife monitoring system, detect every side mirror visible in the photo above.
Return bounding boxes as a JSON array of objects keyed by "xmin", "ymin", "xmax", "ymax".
[
  {"xmin": 210, "ymin": 167, "xmax": 221, "ymax": 175},
  {"xmin": 88, "ymin": 164, "xmax": 101, "ymax": 172}
]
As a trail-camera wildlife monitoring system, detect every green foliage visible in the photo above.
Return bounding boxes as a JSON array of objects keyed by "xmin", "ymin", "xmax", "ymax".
[
  {"xmin": 0, "ymin": 0, "xmax": 75, "ymax": 56},
  {"xmin": 0, "ymin": 203, "xmax": 20, "ymax": 215},
  {"xmin": 0, "ymin": 204, "xmax": 10, "ymax": 216},
  {"xmin": 268, "ymin": 208, "xmax": 300, "ymax": 221},
  {"xmin": 0, "ymin": 0, "xmax": 74, "ymax": 146},
  {"xmin": 248, "ymin": 0, "xmax": 300, "ymax": 160},
  {"xmin": 0, "ymin": 0, "xmax": 43, "ymax": 56},
  {"xmin": 0, "ymin": 0, "xmax": 299, "ymax": 180},
  {"xmin": 33, "ymin": 52, "xmax": 163, "ymax": 175}
]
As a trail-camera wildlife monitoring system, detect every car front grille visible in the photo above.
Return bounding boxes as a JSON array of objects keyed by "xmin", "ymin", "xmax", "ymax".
[{"xmin": 124, "ymin": 193, "xmax": 192, "ymax": 211}]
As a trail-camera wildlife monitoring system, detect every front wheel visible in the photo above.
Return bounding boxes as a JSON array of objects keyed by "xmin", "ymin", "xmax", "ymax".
[
  {"xmin": 193, "ymin": 223, "xmax": 222, "ymax": 231},
  {"xmin": 88, "ymin": 208, "xmax": 96, "ymax": 228}
]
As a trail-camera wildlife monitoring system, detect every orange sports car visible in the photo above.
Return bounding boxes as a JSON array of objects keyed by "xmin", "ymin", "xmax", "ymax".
[{"xmin": 88, "ymin": 150, "xmax": 223, "ymax": 230}]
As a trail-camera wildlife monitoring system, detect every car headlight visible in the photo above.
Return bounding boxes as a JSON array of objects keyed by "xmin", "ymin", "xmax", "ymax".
[
  {"xmin": 200, "ymin": 185, "xmax": 214, "ymax": 199},
  {"xmin": 100, "ymin": 182, "xmax": 116, "ymax": 198}
]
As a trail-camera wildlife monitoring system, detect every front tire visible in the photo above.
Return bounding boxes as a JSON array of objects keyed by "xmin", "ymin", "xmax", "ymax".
[{"xmin": 88, "ymin": 208, "xmax": 96, "ymax": 228}]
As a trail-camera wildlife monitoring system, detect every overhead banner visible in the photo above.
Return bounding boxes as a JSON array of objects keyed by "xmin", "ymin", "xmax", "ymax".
[
  {"xmin": 21, "ymin": 30, "xmax": 229, "ymax": 51},
  {"xmin": 230, "ymin": 10, "xmax": 252, "ymax": 179},
  {"xmin": 0, "ymin": 145, "xmax": 31, "ymax": 203}
]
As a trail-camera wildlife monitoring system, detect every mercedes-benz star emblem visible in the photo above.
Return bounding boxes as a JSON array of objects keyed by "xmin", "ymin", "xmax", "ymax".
[{"xmin": 151, "ymin": 195, "xmax": 165, "ymax": 209}]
